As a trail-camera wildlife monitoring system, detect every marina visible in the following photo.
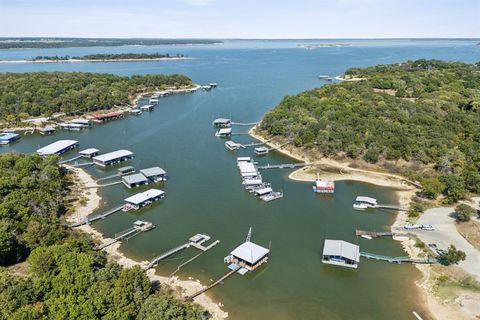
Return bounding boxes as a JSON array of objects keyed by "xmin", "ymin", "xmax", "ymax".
[{"xmin": 0, "ymin": 39, "xmax": 466, "ymax": 320}]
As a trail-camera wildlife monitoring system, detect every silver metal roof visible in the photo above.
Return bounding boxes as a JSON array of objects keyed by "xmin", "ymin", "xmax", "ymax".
[
  {"xmin": 122, "ymin": 173, "xmax": 148, "ymax": 185},
  {"xmin": 79, "ymin": 148, "xmax": 99, "ymax": 155},
  {"xmin": 37, "ymin": 140, "xmax": 78, "ymax": 156},
  {"xmin": 322, "ymin": 239, "xmax": 360, "ymax": 262},
  {"xmin": 93, "ymin": 150, "xmax": 133, "ymax": 163},
  {"xmin": 355, "ymin": 196, "xmax": 377, "ymax": 205},
  {"xmin": 140, "ymin": 167, "xmax": 166, "ymax": 177},
  {"xmin": 124, "ymin": 189, "xmax": 165, "ymax": 205},
  {"xmin": 231, "ymin": 241, "xmax": 269, "ymax": 264}
]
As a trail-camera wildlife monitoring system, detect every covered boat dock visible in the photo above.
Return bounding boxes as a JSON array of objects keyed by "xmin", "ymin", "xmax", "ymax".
[
  {"xmin": 37, "ymin": 140, "xmax": 79, "ymax": 156},
  {"xmin": 0, "ymin": 132, "xmax": 21, "ymax": 145},
  {"xmin": 140, "ymin": 167, "xmax": 167, "ymax": 182},
  {"xmin": 123, "ymin": 188, "xmax": 165, "ymax": 211},
  {"xmin": 322, "ymin": 239, "xmax": 360, "ymax": 269},
  {"xmin": 93, "ymin": 150, "xmax": 134, "ymax": 167},
  {"xmin": 79, "ymin": 148, "xmax": 100, "ymax": 158},
  {"xmin": 122, "ymin": 173, "xmax": 149, "ymax": 188}
]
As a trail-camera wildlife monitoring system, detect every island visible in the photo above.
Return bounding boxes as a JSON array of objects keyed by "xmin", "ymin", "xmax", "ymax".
[
  {"xmin": 251, "ymin": 59, "xmax": 480, "ymax": 318},
  {"xmin": 28, "ymin": 52, "xmax": 188, "ymax": 62},
  {"xmin": 0, "ymin": 37, "xmax": 222, "ymax": 49},
  {"xmin": 0, "ymin": 71, "xmax": 194, "ymax": 124},
  {"xmin": 297, "ymin": 43, "xmax": 350, "ymax": 49}
]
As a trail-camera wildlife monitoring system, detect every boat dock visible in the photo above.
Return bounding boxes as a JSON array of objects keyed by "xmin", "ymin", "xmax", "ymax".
[
  {"xmin": 185, "ymin": 266, "xmax": 240, "ymax": 300},
  {"xmin": 67, "ymin": 205, "xmax": 124, "ymax": 227},
  {"xmin": 360, "ymin": 251, "xmax": 437, "ymax": 264},
  {"xmin": 144, "ymin": 234, "xmax": 219, "ymax": 270},
  {"xmin": 375, "ymin": 204, "xmax": 408, "ymax": 211},
  {"xmin": 59, "ymin": 155, "xmax": 82, "ymax": 164},
  {"xmin": 96, "ymin": 221, "xmax": 155, "ymax": 250},
  {"xmin": 231, "ymin": 121, "xmax": 259, "ymax": 126},
  {"xmin": 257, "ymin": 162, "xmax": 308, "ymax": 170},
  {"xmin": 355, "ymin": 229, "xmax": 408, "ymax": 238}
]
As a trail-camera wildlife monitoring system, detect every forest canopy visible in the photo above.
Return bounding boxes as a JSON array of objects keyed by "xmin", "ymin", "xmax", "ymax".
[
  {"xmin": 30, "ymin": 53, "xmax": 187, "ymax": 61},
  {"xmin": 0, "ymin": 71, "xmax": 193, "ymax": 120},
  {"xmin": 260, "ymin": 59, "xmax": 480, "ymax": 202}
]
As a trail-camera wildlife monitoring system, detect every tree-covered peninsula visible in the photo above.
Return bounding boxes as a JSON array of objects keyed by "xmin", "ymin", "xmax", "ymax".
[
  {"xmin": 30, "ymin": 52, "xmax": 187, "ymax": 61},
  {"xmin": 259, "ymin": 59, "xmax": 480, "ymax": 202},
  {"xmin": 0, "ymin": 153, "xmax": 206, "ymax": 319},
  {"xmin": 0, "ymin": 72, "xmax": 193, "ymax": 121}
]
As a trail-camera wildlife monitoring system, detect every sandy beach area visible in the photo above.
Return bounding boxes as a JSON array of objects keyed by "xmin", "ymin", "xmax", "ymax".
[
  {"xmin": 65, "ymin": 165, "xmax": 228, "ymax": 319},
  {"xmin": 0, "ymin": 57, "xmax": 191, "ymax": 64}
]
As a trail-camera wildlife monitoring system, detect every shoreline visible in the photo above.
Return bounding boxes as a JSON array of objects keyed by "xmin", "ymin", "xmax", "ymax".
[
  {"xmin": 0, "ymin": 57, "xmax": 192, "ymax": 64},
  {"xmin": 65, "ymin": 165, "xmax": 228, "ymax": 319}
]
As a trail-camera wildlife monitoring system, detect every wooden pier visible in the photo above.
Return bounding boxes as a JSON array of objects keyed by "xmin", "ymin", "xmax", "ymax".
[
  {"xmin": 257, "ymin": 162, "xmax": 308, "ymax": 170},
  {"xmin": 144, "ymin": 234, "xmax": 219, "ymax": 271},
  {"xmin": 67, "ymin": 205, "xmax": 124, "ymax": 227},
  {"xmin": 185, "ymin": 266, "xmax": 240, "ymax": 300},
  {"xmin": 360, "ymin": 251, "xmax": 437, "ymax": 264}
]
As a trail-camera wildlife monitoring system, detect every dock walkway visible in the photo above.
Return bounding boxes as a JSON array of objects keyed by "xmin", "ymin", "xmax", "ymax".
[
  {"xmin": 360, "ymin": 251, "xmax": 437, "ymax": 264},
  {"xmin": 257, "ymin": 163, "xmax": 308, "ymax": 170},
  {"xmin": 59, "ymin": 155, "xmax": 82, "ymax": 164},
  {"xmin": 231, "ymin": 121, "xmax": 259, "ymax": 126},
  {"xmin": 67, "ymin": 205, "xmax": 123, "ymax": 227},
  {"xmin": 186, "ymin": 266, "xmax": 240, "ymax": 300},
  {"xmin": 355, "ymin": 229, "xmax": 409, "ymax": 238}
]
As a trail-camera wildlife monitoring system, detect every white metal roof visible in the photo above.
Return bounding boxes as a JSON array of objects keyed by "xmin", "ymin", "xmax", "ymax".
[
  {"xmin": 355, "ymin": 196, "xmax": 377, "ymax": 205},
  {"xmin": 237, "ymin": 157, "xmax": 252, "ymax": 163},
  {"xmin": 59, "ymin": 122, "xmax": 83, "ymax": 128},
  {"xmin": 69, "ymin": 119, "xmax": 90, "ymax": 125},
  {"xmin": 255, "ymin": 187, "xmax": 273, "ymax": 195},
  {"xmin": 79, "ymin": 148, "xmax": 99, "ymax": 155},
  {"xmin": 93, "ymin": 150, "xmax": 133, "ymax": 163},
  {"xmin": 124, "ymin": 189, "xmax": 165, "ymax": 205},
  {"xmin": 122, "ymin": 173, "xmax": 148, "ymax": 184},
  {"xmin": 225, "ymin": 141, "xmax": 241, "ymax": 147},
  {"xmin": 243, "ymin": 178, "xmax": 263, "ymax": 186},
  {"xmin": 217, "ymin": 128, "xmax": 232, "ymax": 134},
  {"xmin": 37, "ymin": 140, "xmax": 78, "ymax": 155},
  {"xmin": 214, "ymin": 118, "xmax": 231, "ymax": 123},
  {"xmin": 322, "ymin": 239, "xmax": 360, "ymax": 263},
  {"xmin": 140, "ymin": 167, "xmax": 166, "ymax": 177},
  {"xmin": 231, "ymin": 241, "xmax": 269, "ymax": 264}
]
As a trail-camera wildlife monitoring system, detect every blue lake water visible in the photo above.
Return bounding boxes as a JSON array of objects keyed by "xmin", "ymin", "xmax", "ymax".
[{"xmin": 1, "ymin": 39, "xmax": 479, "ymax": 319}]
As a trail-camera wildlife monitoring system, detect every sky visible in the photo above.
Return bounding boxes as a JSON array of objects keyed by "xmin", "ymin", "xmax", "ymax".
[{"xmin": 0, "ymin": 0, "xmax": 479, "ymax": 38}]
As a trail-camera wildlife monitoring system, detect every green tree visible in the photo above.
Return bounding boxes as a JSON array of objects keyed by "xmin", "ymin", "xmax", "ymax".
[
  {"xmin": 454, "ymin": 204, "xmax": 475, "ymax": 222},
  {"xmin": 421, "ymin": 177, "xmax": 445, "ymax": 199},
  {"xmin": 440, "ymin": 245, "xmax": 466, "ymax": 265}
]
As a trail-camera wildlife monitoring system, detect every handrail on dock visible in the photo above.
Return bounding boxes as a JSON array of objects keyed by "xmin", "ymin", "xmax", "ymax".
[
  {"xmin": 360, "ymin": 251, "xmax": 437, "ymax": 264},
  {"xmin": 185, "ymin": 266, "xmax": 240, "ymax": 300}
]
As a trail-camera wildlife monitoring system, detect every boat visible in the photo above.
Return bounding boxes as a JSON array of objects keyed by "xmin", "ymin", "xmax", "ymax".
[
  {"xmin": 353, "ymin": 196, "xmax": 377, "ymax": 210},
  {"xmin": 254, "ymin": 146, "xmax": 269, "ymax": 155},
  {"xmin": 421, "ymin": 224, "xmax": 435, "ymax": 231},
  {"xmin": 404, "ymin": 223, "xmax": 421, "ymax": 230},
  {"xmin": 129, "ymin": 109, "xmax": 142, "ymax": 115},
  {"xmin": 353, "ymin": 203, "xmax": 368, "ymax": 210},
  {"xmin": 260, "ymin": 191, "xmax": 283, "ymax": 202},
  {"xmin": 360, "ymin": 235, "xmax": 373, "ymax": 240},
  {"xmin": 312, "ymin": 174, "xmax": 335, "ymax": 193},
  {"xmin": 318, "ymin": 75, "xmax": 330, "ymax": 79}
]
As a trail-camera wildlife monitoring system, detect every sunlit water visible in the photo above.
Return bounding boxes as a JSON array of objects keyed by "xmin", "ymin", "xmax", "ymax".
[{"xmin": 1, "ymin": 39, "xmax": 479, "ymax": 319}]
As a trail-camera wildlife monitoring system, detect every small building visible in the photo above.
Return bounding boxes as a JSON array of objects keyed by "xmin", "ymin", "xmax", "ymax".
[
  {"xmin": 254, "ymin": 146, "xmax": 269, "ymax": 155},
  {"xmin": 213, "ymin": 118, "xmax": 231, "ymax": 128},
  {"xmin": 225, "ymin": 241, "xmax": 269, "ymax": 273},
  {"xmin": 215, "ymin": 128, "xmax": 232, "ymax": 137},
  {"xmin": 225, "ymin": 140, "xmax": 241, "ymax": 151},
  {"xmin": 37, "ymin": 140, "xmax": 79, "ymax": 156},
  {"xmin": 140, "ymin": 167, "xmax": 167, "ymax": 182},
  {"xmin": 39, "ymin": 127, "xmax": 55, "ymax": 135},
  {"xmin": 122, "ymin": 173, "xmax": 149, "ymax": 188},
  {"xmin": 0, "ymin": 132, "xmax": 21, "ymax": 145},
  {"xmin": 140, "ymin": 104, "xmax": 154, "ymax": 111},
  {"xmin": 322, "ymin": 239, "xmax": 360, "ymax": 269},
  {"xmin": 79, "ymin": 148, "xmax": 100, "ymax": 158},
  {"xmin": 118, "ymin": 166, "xmax": 135, "ymax": 176},
  {"xmin": 93, "ymin": 150, "xmax": 134, "ymax": 167},
  {"xmin": 313, "ymin": 175, "xmax": 335, "ymax": 194},
  {"xmin": 123, "ymin": 189, "xmax": 165, "ymax": 210}
]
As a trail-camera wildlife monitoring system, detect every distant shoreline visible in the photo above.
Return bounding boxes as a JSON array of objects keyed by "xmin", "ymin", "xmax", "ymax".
[{"xmin": 0, "ymin": 57, "xmax": 192, "ymax": 64}]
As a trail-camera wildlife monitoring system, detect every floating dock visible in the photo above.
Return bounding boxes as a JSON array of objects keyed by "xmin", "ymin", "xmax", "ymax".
[
  {"xmin": 360, "ymin": 251, "xmax": 437, "ymax": 264},
  {"xmin": 93, "ymin": 150, "xmax": 134, "ymax": 167},
  {"xmin": 144, "ymin": 234, "xmax": 219, "ymax": 270},
  {"xmin": 96, "ymin": 221, "xmax": 155, "ymax": 250}
]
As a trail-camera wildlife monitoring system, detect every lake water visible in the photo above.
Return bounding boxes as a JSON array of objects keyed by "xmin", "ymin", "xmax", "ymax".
[{"xmin": 1, "ymin": 39, "xmax": 479, "ymax": 319}]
